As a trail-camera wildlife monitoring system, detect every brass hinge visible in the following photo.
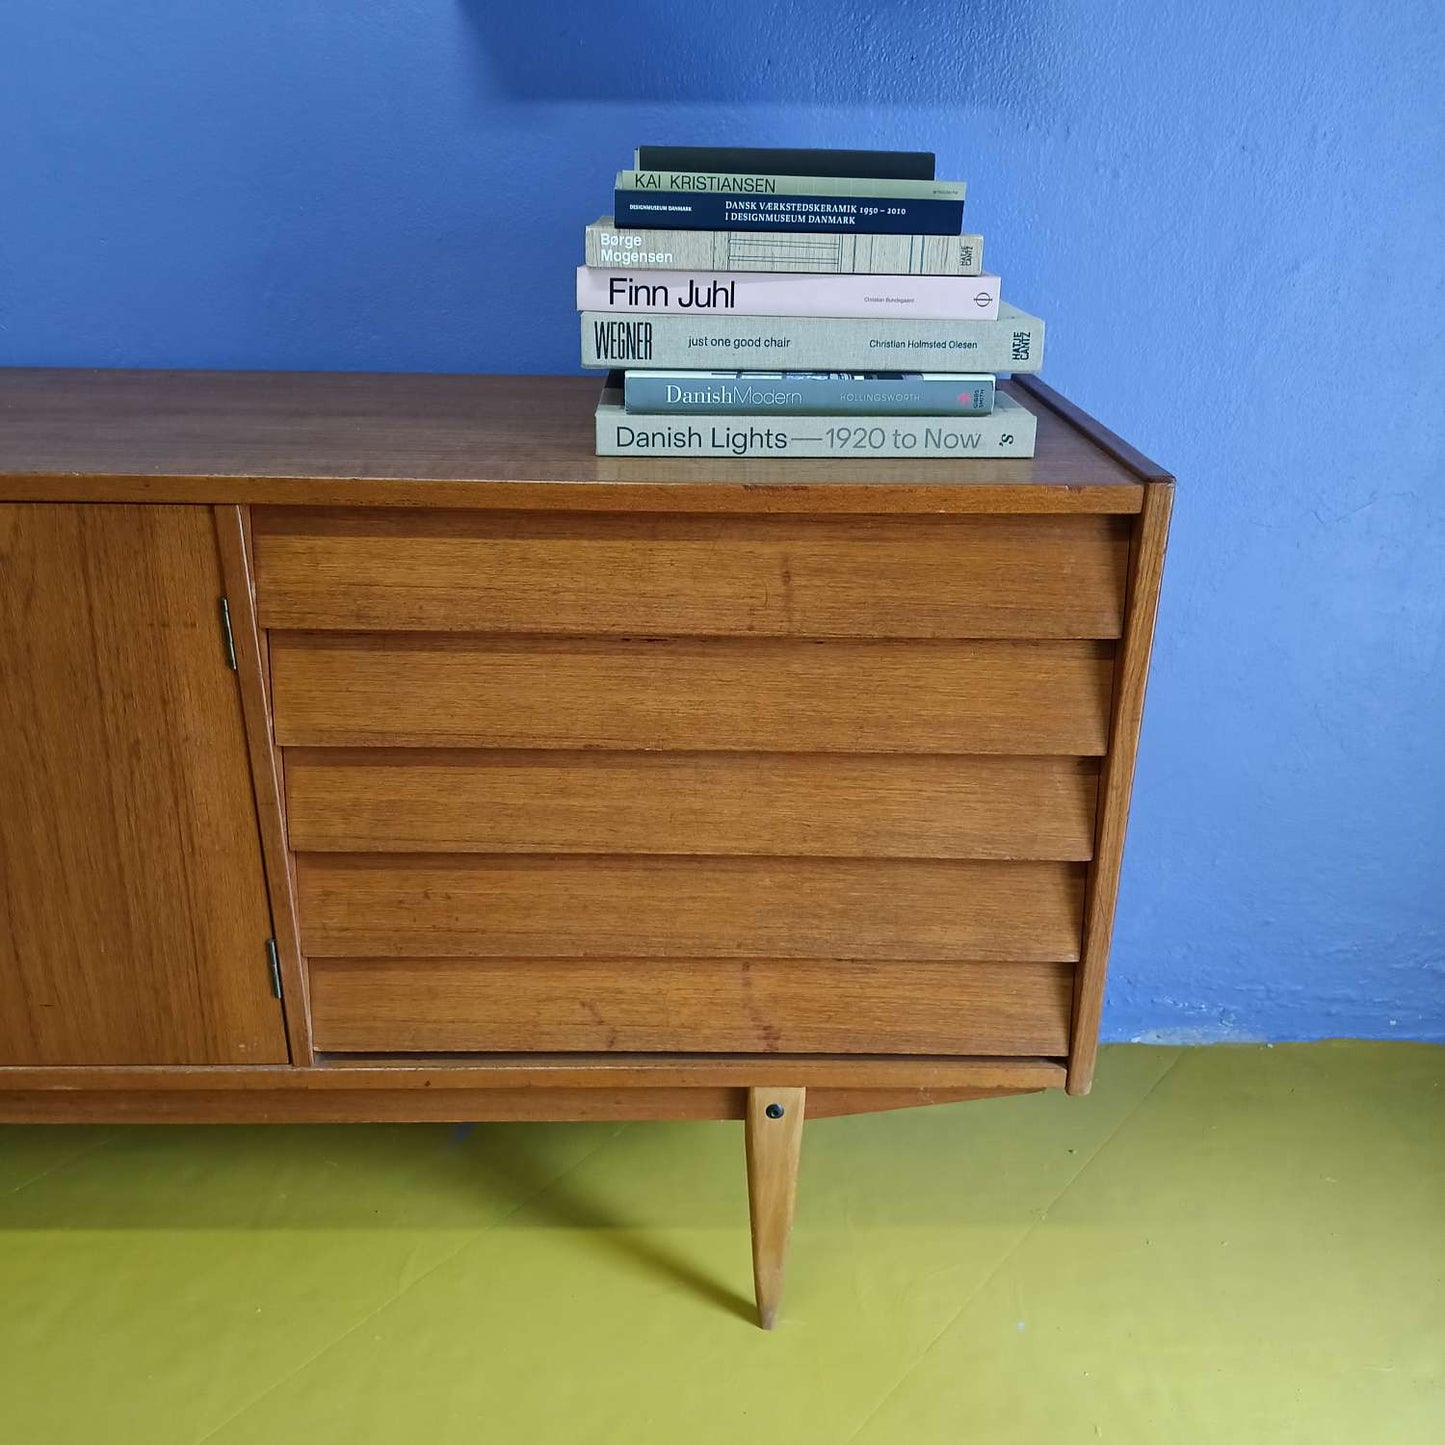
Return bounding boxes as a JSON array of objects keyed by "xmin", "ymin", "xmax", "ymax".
[
  {"xmin": 218, "ymin": 597, "xmax": 238, "ymax": 671},
  {"xmin": 265, "ymin": 938, "xmax": 283, "ymax": 1000}
]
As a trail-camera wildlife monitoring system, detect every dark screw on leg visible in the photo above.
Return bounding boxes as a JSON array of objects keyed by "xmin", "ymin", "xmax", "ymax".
[{"xmin": 765, "ymin": 1103, "xmax": 786, "ymax": 1119}]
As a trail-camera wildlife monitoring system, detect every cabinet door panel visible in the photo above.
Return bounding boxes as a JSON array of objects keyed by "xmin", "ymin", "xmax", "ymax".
[{"xmin": 0, "ymin": 505, "xmax": 289, "ymax": 1064}]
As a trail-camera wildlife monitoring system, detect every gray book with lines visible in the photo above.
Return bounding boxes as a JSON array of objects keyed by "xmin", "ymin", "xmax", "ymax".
[{"xmin": 585, "ymin": 217, "xmax": 982, "ymax": 275}]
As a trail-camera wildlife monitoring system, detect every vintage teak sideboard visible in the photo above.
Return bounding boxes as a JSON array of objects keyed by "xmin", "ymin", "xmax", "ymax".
[{"xmin": 0, "ymin": 370, "xmax": 1171, "ymax": 1327}]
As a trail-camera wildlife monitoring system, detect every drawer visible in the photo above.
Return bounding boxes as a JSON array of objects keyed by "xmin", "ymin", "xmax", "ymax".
[
  {"xmin": 269, "ymin": 636, "xmax": 1115, "ymax": 754},
  {"xmin": 294, "ymin": 856, "xmax": 1086, "ymax": 961},
  {"xmin": 308, "ymin": 958, "xmax": 1075, "ymax": 1056},
  {"xmin": 252, "ymin": 509, "xmax": 1129, "ymax": 639},
  {"xmin": 285, "ymin": 750, "xmax": 1100, "ymax": 859}
]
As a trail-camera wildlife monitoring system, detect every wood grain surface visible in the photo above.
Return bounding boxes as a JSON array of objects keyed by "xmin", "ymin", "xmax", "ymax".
[
  {"xmin": 308, "ymin": 958, "xmax": 1074, "ymax": 1055},
  {"xmin": 283, "ymin": 749, "xmax": 1100, "ymax": 860},
  {"xmin": 0, "ymin": 505, "xmax": 288, "ymax": 1065},
  {"xmin": 0, "ymin": 1054, "xmax": 1066, "ymax": 1092},
  {"xmin": 1068, "ymin": 481, "xmax": 1174, "ymax": 1093},
  {"xmin": 252, "ymin": 509, "xmax": 1129, "ymax": 638},
  {"xmin": 0, "ymin": 1086, "xmax": 746, "ymax": 1123},
  {"xmin": 270, "ymin": 635, "xmax": 1116, "ymax": 754},
  {"xmin": 0, "ymin": 1084, "xmax": 1039, "ymax": 1124},
  {"xmin": 746, "ymin": 1085, "xmax": 806, "ymax": 1328},
  {"xmin": 1014, "ymin": 376, "xmax": 1174, "ymax": 483},
  {"xmin": 294, "ymin": 855, "xmax": 1085, "ymax": 961},
  {"xmin": 0, "ymin": 371, "xmax": 1149, "ymax": 513},
  {"xmin": 214, "ymin": 505, "xmax": 313, "ymax": 1063}
]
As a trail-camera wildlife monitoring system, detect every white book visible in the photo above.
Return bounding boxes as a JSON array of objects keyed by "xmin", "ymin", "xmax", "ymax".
[{"xmin": 577, "ymin": 267, "xmax": 1001, "ymax": 320}]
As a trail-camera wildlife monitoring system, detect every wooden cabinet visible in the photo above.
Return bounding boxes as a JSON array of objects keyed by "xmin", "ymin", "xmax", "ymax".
[{"xmin": 0, "ymin": 371, "xmax": 1171, "ymax": 1327}]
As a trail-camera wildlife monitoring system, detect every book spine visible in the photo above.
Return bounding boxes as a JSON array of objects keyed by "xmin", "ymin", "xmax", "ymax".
[
  {"xmin": 597, "ymin": 402, "xmax": 1034, "ymax": 458},
  {"xmin": 634, "ymin": 146, "xmax": 935, "ymax": 180},
  {"xmin": 618, "ymin": 171, "xmax": 965, "ymax": 201},
  {"xmin": 584, "ymin": 221, "xmax": 983, "ymax": 276},
  {"xmin": 577, "ymin": 268, "xmax": 1000, "ymax": 320},
  {"xmin": 581, "ymin": 311, "xmax": 1045, "ymax": 373},
  {"xmin": 623, "ymin": 373, "xmax": 997, "ymax": 417},
  {"xmin": 614, "ymin": 190, "xmax": 965, "ymax": 236}
]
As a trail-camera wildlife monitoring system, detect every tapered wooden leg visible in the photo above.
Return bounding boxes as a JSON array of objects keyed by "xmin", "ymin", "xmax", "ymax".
[{"xmin": 745, "ymin": 1085, "xmax": 805, "ymax": 1330}]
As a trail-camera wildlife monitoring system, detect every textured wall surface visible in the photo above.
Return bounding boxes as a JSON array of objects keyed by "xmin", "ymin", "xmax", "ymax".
[{"xmin": 1, "ymin": 1, "xmax": 1441, "ymax": 1040}]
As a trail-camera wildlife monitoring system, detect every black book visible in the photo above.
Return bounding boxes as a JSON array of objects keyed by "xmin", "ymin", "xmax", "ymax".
[{"xmin": 634, "ymin": 146, "xmax": 935, "ymax": 181}]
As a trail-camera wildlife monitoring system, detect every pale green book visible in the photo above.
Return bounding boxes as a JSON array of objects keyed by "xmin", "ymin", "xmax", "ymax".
[
  {"xmin": 585, "ymin": 218, "xmax": 983, "ymax": 275},
  {"xmin": 618, "ymin": 170, "xmax": 966, "ymax": 200},
  {"xmin": 596, "ymin": 383, "xmax": 1035, "ymax": 458},
  {"xmin": 581, "ymin": 303, "xmax": 1045, "ymax": 373}
]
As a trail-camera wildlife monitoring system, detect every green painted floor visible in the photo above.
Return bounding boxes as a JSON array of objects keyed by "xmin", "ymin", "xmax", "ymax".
[{"xmin": 1, "ymin": 1044, "xmax": 1440, "ymax": 1443}]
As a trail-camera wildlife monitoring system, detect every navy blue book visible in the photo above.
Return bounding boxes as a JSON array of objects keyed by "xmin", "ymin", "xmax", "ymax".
[
  {"xmin": 614, "ymin": 189, "xmax": 963, "ymax": 236},
  {"xmin": 634, "ymin": 146, "xmax": 935, "ymax": 180}
]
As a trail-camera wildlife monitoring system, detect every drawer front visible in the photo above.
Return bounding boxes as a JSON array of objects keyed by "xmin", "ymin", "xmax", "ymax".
[
  {"xmin": 295, "ymin": 856, "xmax": 1085, "ymax": 962},
  {"xmin": 285, "ymin": 750, "xmax": 1100, "ymax": 859},
  {"xmin": 269, "ymin": 636, "xmax": 1114, "ymax": 754},
  {"xmin": 261, "ymin": 508, "xmax": 1118, "ymax": 1064},
  {"xmin": 252, "ymin": 509, "xmax": 1129, "ymax": 640},
  {"xmin": 309, "ymin": 958, "xmax": 1075, "ymax": 1056}
]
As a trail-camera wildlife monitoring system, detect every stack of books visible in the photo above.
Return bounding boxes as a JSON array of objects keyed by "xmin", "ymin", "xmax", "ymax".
[{"xmin": 577, "ymin": 144, "xmax": 1045, "ymax": 459}]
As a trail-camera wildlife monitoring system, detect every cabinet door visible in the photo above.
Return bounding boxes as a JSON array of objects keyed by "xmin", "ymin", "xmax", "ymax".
[{"xmin": 0, "ymin": 505, "xmax": 289, "ymax": 1065}]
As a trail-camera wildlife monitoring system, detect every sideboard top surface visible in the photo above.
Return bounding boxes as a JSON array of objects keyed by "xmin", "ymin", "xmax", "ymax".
[{"xmin": 0, "ymin": 369, "xmax": 1168, "ymax": 513}]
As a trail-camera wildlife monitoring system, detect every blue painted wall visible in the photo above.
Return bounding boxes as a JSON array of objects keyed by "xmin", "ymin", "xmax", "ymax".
[{"xmin": 2, "ymin": 2, "xmax": 1441, "ymax": 1041}]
